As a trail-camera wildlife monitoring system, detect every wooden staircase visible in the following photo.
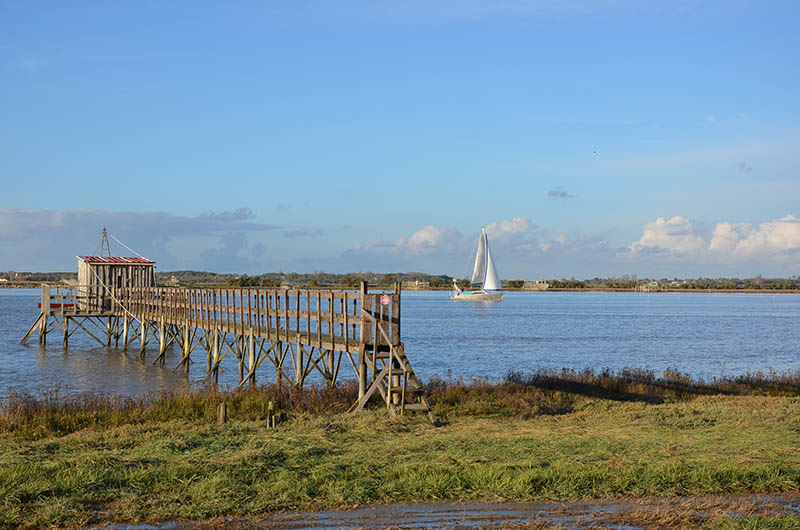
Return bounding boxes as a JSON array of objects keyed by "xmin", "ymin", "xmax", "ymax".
[{"xmin": 351, "ymin": 342, "xmax": 434, "ymax": 422}]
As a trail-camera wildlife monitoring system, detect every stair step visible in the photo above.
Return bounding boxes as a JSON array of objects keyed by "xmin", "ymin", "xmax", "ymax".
[
  {"xmin": 399, "ymin": 403, "xmax": 430, "ymax": 411},
  {"xmin": 389, "ymin": 386, "xmax": 423, "ymax": 393},
  {"xmin": 375, "ymin": 354, "xmax": 408, "ymax": 360}
]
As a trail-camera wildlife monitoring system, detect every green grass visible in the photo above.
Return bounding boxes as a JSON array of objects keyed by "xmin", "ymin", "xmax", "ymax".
[{"xmin": 1, "ymin": 372, "xmax": 799, "ymax": 528}]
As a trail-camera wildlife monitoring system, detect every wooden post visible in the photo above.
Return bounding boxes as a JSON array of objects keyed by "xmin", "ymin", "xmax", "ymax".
[
  {"xmin": 63, "ymin": 316, "xmax": 69, "ymax": 348},
  {"xmin": 358, "ymin": 281, "xmax": 367, "ymax": 400},
  {"xmin": 206, "ymin": 330, "xmax": 213, "ymax": 374},
  {"xmin": 158, "ymin": 319, "xmax": 166, "ymax": 365},
  {"xmin": 267, "ymin": 400, "xmax": 274, "ymax": 428},
  {"xmin": 328, "ymin": 292, "xmax": 335, "ymax": 376},
  {"xmin": 106, "ymin": 317, "xmax": 112, "ymax": 346},
  {"xmin": 238, "ymin": 335, "xmax": 245, "ymax": 384},
  {"xmin": 183, "ymin": 322, "xmax": 190, "ymax": 375},
  {"xmin": 217, "ymin": 402, "xmax": 227, "ymax": 424},
  {"xmin": 247, "ymin": 331, "xmax": 255, "ymax": 386},
  {"xmin": 40, "ymin": 284, "xmax": 50, "ymax": 345},
  {"xmin": 122, "ymin": 315, "xmax": 129, "ymax": 351},
  {"xmin": 140, "ymin": 316, "xmax": 147, "ymax": 356},
  {"xmin": 276, "ymin": 341, "xmax": 283, "ymax": 386},
  {"xmin": 295, "ymin": 343, "xmax": 303, "ymax": 387},
  {"xmin": 212, "ymin": 327, "xmax": 220, "ymax": 385},
  {"xmin": 393, "ymin": 281, "xmax": 401, "ymax": 344}
]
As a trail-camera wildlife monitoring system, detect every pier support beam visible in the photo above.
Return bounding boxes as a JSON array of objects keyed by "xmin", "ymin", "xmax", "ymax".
[
  {"xmin": 39, "ymin": 284, "xmax": 50, "ymax": 345},
  {"xmin": 247, "ymin": 331, "xmax": 255, "ymax": 386},
  {"xmin": 122, "ymin": 316, "xmax": 129, "ymax": 351},
  {"xmin": 182, "ymin": 322, "xmax": 190, "ymax": 375},
  {"xmin": 158, "ymin": 319, "xmax": 166, "ymax": 365},
  {"xmin": 212, "ymin": 328, "xmax": 220, "ymax": 385},
  {"xmin": 140, "ymin": 316, "xmax": 147, "ymax": 356}
]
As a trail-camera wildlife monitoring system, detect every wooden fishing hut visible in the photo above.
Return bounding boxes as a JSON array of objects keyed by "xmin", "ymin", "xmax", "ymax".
[{"xmin": 77, "ymin": 255, "xmax": 155, "ymax": 312}]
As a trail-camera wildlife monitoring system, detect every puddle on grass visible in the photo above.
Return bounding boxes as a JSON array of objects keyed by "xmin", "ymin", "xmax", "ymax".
[{"xmin": 87, "ymin": 494, "xmax": 800, "ymax": 530}]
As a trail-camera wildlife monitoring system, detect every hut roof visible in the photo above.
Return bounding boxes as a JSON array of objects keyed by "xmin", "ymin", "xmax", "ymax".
[{"xmin": 78, "ymin": 256, "xmax": 154, "ymax": 264}]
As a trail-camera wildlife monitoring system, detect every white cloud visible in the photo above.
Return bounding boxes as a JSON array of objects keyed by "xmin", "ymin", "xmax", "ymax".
[
  {"xmin": 709, "ymin": 215, "xmax": 800, "ymax": 257},
  {"xmin": 405, "ymin": 225, "xmax": 461, "ymax": 256},
  {"xmin": 484, "ymin": 216, "xmax": 534, "ymax": 244},
  {"xmin": 627, "ymin": 216, "xmax": 705, "ymax": 257}
]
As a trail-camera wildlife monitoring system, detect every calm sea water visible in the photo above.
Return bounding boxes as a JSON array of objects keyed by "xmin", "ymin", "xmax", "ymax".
[{"xmin": 1, "ymin": 288, "xmax": 799, "ymax": 399}]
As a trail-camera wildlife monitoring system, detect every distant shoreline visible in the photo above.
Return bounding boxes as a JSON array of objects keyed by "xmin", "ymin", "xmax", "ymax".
[{"xmin": 2, "ymin": 283, "xmax": 799, "ymax": 294}]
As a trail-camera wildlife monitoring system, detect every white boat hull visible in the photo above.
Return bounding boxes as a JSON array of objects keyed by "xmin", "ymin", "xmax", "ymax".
[{"xmin": 449, "ymin": 290, "xmax": 504, "ymax": 302}]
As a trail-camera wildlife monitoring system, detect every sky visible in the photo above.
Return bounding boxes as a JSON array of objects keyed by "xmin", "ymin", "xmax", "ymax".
[{"xmin": 1, "ymin": 0, "xmax": 799, "ymax": 279}]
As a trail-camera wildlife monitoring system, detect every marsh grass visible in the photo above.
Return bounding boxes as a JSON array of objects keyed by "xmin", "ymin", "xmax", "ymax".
[
  {"xmin": 1, "ymin": 369, "xmax": 799, "ymax": 528},
  {"xmin": 3, "ymin": 368, "xmax": 800, "ymax": 439}
]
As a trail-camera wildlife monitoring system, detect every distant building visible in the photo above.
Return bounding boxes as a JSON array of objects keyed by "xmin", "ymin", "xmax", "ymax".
[
  {"xmin": 0, "ymin": 278, "xmax": 8, "ymax": 283},
  {"xmin": 636, "ymin": 281, "xmax": 661, "ymax": 292},
  {"xmin": 523, "ymin": 280, "xmax": 549, "ymax": 291},
  {"xmin": 402, "ymin": 280, "xmax": 430, "ymax": 290}
]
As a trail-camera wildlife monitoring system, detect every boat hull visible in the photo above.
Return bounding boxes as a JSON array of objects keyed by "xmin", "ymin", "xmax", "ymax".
[{"xmin": 449, "ymin": 290, "xmax": 504, "ymax": 302}]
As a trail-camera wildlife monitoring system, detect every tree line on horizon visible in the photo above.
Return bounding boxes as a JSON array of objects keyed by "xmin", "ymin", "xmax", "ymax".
[{"xmin": 1, "ymin": 269, "xmax": 799, "ymax": 291}]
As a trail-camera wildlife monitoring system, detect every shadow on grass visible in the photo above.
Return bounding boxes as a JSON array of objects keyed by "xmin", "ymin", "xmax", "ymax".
[{"xmin": 503, "ymin": 367, "xmax": 800, "ymax": 403}]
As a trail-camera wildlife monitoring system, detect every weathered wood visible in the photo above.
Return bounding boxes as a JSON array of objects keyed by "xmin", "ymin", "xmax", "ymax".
[{"xmin": 26, "ymin": 281, "xmax": 433, "ymax": 421}]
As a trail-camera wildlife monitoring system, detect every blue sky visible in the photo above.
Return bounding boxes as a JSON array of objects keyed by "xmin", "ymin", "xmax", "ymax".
[{"xmin": 1, "ymin": 1, "xmax": 799, "ymax": 279}]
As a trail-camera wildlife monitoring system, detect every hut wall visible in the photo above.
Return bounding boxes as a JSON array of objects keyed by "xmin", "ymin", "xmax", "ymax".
[{"xmin": 77, "ymin": 260, "xmax": 155, "ymax": 312}]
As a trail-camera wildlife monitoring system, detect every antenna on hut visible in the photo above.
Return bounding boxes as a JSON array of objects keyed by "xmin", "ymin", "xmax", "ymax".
[{"xmin": 95, "ymin": 227, "xmax": 112, "ymax": 257}]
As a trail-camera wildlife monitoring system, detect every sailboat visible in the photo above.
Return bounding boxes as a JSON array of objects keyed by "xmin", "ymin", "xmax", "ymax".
[{"xmin": 450, "ymin": 227, "xmax": 504, "ymax": 302}]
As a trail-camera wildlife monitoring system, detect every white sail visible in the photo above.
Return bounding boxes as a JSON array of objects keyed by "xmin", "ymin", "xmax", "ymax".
[
  {"xmin": 470, "ymin": 230, "xmax": 486, "ymax": 285},
  {"xmin": 450, "ymin": 226, "xmax": 503, "ymax": 302},
  {"xmin": 483, "ymin": 235, "xmax": 502, "ymax": 291}
]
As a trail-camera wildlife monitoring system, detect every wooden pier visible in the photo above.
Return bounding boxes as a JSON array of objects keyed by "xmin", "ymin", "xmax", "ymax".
[{"xmin": 22, "ymin": 282, "xmax": 432, "ymax": 418}]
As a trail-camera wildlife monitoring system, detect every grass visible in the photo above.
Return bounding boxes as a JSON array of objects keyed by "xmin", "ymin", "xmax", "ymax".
[{"xmin": 0, "ymin": 369, "xmax": 799, "ymax": 528}]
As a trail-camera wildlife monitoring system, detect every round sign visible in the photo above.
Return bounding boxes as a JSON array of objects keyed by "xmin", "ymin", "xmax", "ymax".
[{"xmin": 381, "ymin": 295, "xmax": 390, "ymax": 305}]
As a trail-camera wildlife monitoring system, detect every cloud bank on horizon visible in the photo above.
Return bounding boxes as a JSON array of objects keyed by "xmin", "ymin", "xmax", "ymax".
[{"xmin": 1, "ymin": 208, "xmax": 798, "ymax": 279}]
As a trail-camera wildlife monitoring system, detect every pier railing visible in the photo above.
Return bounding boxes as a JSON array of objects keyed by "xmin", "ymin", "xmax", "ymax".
[
  {"xmin": 115, "ymin": 286, "xmax": 401, "ymax": 349},
  {"xmin": 37, "ymin": 284, "xmax": 111, "ymax": 315},
  {"xmin": 32, "ymin": 284, "xmax": 401, "ymax": 350}
]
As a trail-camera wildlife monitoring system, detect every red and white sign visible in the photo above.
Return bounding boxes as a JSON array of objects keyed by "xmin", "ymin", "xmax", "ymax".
[{"xmin": 380, "ymin": 295, "xmax": 391, "ymax": 305}]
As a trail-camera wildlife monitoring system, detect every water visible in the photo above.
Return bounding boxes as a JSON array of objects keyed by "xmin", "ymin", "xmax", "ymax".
[{"xmin": 2, "ymin": 289, "xmax": 800, "ymax": 399}]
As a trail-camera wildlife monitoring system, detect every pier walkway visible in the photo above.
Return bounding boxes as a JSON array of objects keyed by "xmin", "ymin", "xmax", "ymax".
[{"xmin": 21, "ymin": 282, "xmax": 432, "ymax": 418}]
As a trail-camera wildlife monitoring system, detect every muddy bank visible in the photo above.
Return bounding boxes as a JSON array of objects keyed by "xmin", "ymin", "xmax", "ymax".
[{"xmin": 88, "ymin": 494, "xmax": 800, "ymax": 530}]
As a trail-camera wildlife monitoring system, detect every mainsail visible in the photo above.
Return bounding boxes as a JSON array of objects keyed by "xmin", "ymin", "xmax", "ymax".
[
  {"xmin": 483, "ymin": 238, "xmax": 501, "ymax": 291},
  {"xmin": 470, "ymin": 231, "xmax": 486, "ymax": 285},
  {"xmin": 469, "ymin": 228, "xmax": 501, "ymax": 290}
]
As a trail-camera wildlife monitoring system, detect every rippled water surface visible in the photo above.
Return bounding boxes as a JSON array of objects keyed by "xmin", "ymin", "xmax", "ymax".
[{"xmin": 2, "ymin": 289, "xmax": 799, "ymax": 398}]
